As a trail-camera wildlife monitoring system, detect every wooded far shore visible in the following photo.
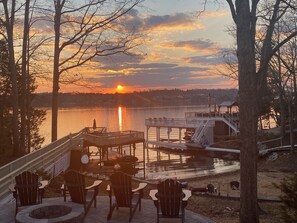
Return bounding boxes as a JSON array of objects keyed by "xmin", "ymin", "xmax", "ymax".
[{"xmin": 32, "ymin": 89, "xmax": 238, "ymax": 108}]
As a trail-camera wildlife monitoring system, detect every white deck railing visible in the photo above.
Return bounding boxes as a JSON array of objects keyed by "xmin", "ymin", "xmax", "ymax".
[
  {"xmin": 0, "ymin": 131, "xmax": 84, "ymax": 203},
  {"xmin": 0, "ymin": 127, "xmax": 145, "ymax": 203},
  {"xmin": 146, "ymin": 113, "xmax": 240, "ymax": 134}
]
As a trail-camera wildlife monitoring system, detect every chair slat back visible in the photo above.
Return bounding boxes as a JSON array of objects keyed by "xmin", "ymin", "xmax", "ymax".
[
  {"xmin": 64, "ymin": 170, "xmax": 86, "ymax": 204},
  {"xmin": 15, "ymin": 171, "xmax": 39, "ymax": 205},
  {"xmin": 157, "ymin": 179, "xmax": 183, "ymax": 217},
  {"xmin": 110, "ymin": 172, "xmax": 132, "ymax": 207}
]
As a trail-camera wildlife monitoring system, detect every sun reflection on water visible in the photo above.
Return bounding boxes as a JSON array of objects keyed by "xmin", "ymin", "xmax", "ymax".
[{"xmin": 118, "ymin": 106, "xmax": 122, "ymax": 131}]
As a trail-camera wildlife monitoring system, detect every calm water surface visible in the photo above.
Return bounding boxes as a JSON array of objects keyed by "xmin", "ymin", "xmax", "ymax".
[{"xmin": 40, "ymin": 106, "xmax": 239, "ymax": 180}]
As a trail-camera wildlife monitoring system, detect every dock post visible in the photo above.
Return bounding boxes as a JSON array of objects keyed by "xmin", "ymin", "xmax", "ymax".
[
  {"xmin": 156, "ymin": 127, "xmax": 160, "ymax": 142},
  {"xmin": 146, "ymin": 143, "xmax": 150, "ymax": 163},
  {"xmin": 146, "ymin": 126, "xmax": 149, "ymax": 142},
  {"xmin": 133, "ymin": 143, "xmax": 136, "ymax": 157},
  {"xmin": 167, "ymin": 127, "xmax": 171, "ymax": 142},
  {"xmin": 143, "ymin": 141, "xmax": 146, "ymax": 180},
  {"xmin": 99, "ymin": 147, "xmax": 102, "ymax": 167}
]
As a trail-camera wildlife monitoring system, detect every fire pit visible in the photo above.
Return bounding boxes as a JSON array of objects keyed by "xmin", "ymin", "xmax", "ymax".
[
  {"xmin": 15, "ymin": 202, "xmax": 84, "ymax": 223},
  {"xmin": 29, "ymin": 205, "xmax": 71, "ymax": 219}
]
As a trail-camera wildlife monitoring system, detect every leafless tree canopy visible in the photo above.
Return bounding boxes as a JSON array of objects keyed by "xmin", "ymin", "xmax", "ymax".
[
  {"xmin": 0, "ymin": 0, "xmax": 145, "ymax": 149},
  {"xmin": 44, "ymin": 0, "xmax": 144, "ymax": 141}
]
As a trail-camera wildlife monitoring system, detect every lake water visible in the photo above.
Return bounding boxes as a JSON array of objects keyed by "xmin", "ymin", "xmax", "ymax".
[{"xmin": 40, "ymin": 106, "xmax": 239, "ymax": 180}]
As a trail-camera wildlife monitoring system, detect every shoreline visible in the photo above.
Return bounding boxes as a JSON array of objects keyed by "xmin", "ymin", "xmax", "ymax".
[{"xmin": 142, "ymin": 167, "xmax": 241, "ymax": 184}]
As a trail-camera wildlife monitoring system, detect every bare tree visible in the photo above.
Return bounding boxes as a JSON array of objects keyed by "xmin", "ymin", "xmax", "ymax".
[
  {"xmin": 0, "ymin": 0, "xmax": 20, "ymax": 156},
  {"xmin": 20, "ymin": 0, "xmax": 30, "ymax": 154},
  {"xmin": 45, "ymin": 0, "xmax": 143, "ymax": 141},
  {"xmin": 221, "ymin": 8, "xmax": 297, "ymax": 132},
  {"xmin": 269, "ymin": 19, "xmax": 297, "ymax": 148},
  {"xmin": 225, "ymin": 1, "xmax": 297, "ymax": 222},
  {"xmin": 0, "ymin": 0, "xmax": 47, "ymax": 155}
]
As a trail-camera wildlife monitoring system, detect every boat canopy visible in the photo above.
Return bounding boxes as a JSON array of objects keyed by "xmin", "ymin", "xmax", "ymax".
[{"xmin": 218, "ymin": 101, "xmax": 238, "ymax": 113}]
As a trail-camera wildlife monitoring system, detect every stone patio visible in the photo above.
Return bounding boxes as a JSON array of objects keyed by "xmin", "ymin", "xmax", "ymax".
[{"xmin": 0, "ymin": 196, "xmax": 217, "ymax": 223}]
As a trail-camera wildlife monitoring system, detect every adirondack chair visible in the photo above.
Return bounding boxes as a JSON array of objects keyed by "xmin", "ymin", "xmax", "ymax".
[
  {"xmin": 107, "ymin": 171, "xmax": 147, "ymax": 222},
  {"xmin": 149, "ymin": 179, "xmax": 192, "ymax": 223},
  {"xmin": 11, "ymin": 171, "xmax": 48, "ymax": 215},
  {"xmin": 62, "ymin": 169, "xmax": 102, "ymax": 215}
]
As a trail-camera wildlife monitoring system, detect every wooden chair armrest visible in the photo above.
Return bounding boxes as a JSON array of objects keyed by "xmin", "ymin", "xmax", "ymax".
[
  {"xmin": 61, "ymin": 183, "xmax": 68, "ymax": 202},
  {"xmin": 149, "ymin": 189, "xmax": 191, "ymax": 201},
  {"xmin": 61, "ymin": 184, "xmax": 65, "ymax": 190},
  {"xmin": 149, "ymin": 189, "xmax": 158, "ymax": 201},
  {"xmin": 182, "ymin": 189, "xmax": 192, "ymax": 201},
  {"xmin": 9, "ymin": 184, "xmax": 15, "ymax": 193},
  {"xmin": 85, "ymin": 180, "xmax": 102, "ymax": 190},
  {"xmin": 9, "ymin": 181, "xmax": 48, "ymax": 192},
  {"xmin": 106, "ymin": 184, "xmax": 112, "ymax": 198},
  {"xmin": 39, "ymin": 180, "xmax": 48, "ymax": 189},
  {"xmin": 132, "ymin": 182, "xmax": 147, "ymax": 193}
]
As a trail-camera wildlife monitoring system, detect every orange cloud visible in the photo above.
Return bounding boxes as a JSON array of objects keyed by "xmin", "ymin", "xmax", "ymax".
[
  {"xmin": 201, "ymin": 11, "xmax": 228, "ymax": 18},
  {"xmin": 144, "ymin": 13, "xmax": 204, "ymax": 32},
  {"xmin": 160, "ymin": 39, "xmax": 220, "ymax": 53}
]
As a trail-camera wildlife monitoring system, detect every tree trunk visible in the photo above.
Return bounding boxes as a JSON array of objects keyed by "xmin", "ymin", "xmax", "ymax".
[
  {"xmin": 9, "ymin": 40, "xmax": 20, "ymax": 157},
  {"xmin": 289, "ymin": 102, "xmax": 294, "ymax": 150},
  {"xmin": 51, "ymin": 76, "xmax": 59, "ymax": 142},
  {"xmin": 51, "ymin": 0, "xmax": 62, "ymax": 142},
  {"xmin": 20, "ymin": 0, "xmax": 30, "ymax": 154},
  {"xmin": 26, "ymin": 89, "xmax": 31, "ymax": 152},
  {"xmin": 293, "ymin": 39, "xmax": 297, "ymax": 129},
  {"xmin": 280, "ymin": 93, "xmax": 286, "ymax": 139},
  {"xmin": 4, "ymin": 0, "xmax": 20, "ymax": 156},
  {"xmin": 26, "ymin": 33, "xmax": 31, "ymax": 152},
  {"xmin": 236, "ymin": 1, "xmax": 259, "ymax": 222}
]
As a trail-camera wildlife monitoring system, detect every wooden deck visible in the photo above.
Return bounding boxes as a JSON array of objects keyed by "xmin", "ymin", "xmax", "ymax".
[
  {"xmin": 83, "ymin": 130, "xmax": 145, "ymax": 147},
  {"xmin": 82, "ymin": 129, "xmax": 146, "ymax": 179}
]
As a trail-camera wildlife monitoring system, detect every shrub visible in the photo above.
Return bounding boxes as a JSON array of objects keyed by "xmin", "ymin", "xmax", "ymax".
[{"xmin": 278, "ymin": 173, "xmax": 297, "ymax": 223}]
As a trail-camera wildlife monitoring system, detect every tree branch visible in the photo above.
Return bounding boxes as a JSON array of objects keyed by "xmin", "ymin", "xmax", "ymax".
[{"xmin": 226, "ymin": 0, "xmax": 237, "ymax": 23}]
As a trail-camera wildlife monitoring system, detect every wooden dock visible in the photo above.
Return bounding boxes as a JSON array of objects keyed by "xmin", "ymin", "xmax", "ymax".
[
  {"xmin": 82, "ymin": 128, "xmax": 146, "ymax": 178},
  {"xmin": 83, "ymin": 130, "xmax": 145, "ymax": 147}
]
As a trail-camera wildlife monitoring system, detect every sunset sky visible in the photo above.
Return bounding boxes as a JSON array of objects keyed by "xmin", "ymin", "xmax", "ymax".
[{"xmin": 38, "ymin": 0, "xmax": 237, "ymax": 94}]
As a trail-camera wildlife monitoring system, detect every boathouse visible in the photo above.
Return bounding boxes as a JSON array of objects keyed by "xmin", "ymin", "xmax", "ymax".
[
  {"xmin": 215, "ymin": 101, "xmax": 239, "ymax": 137},
  {"xmin": 145, "ymin": 104, "xmax": 239, "ymax": 152}
]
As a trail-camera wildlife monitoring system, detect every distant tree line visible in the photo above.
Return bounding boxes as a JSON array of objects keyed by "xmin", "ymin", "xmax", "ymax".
[{"xmin": 32, "ymin": 89, "xmax": 238, "ymax": 108}]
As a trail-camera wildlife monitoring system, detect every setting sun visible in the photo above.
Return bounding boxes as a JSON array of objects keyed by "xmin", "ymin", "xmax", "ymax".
[{"xmin": 116, "ymin": 85, "xmax": 124, "ymax": 92}]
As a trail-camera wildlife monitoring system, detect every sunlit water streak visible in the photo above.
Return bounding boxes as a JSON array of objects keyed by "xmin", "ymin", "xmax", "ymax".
[
  {"xmin": 118, "ymin": 106, "xmax": 122, "ymax": 131},
  {"xmin": 40, "ymin": 106, "xmax": 239, "ymax": 180}
]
